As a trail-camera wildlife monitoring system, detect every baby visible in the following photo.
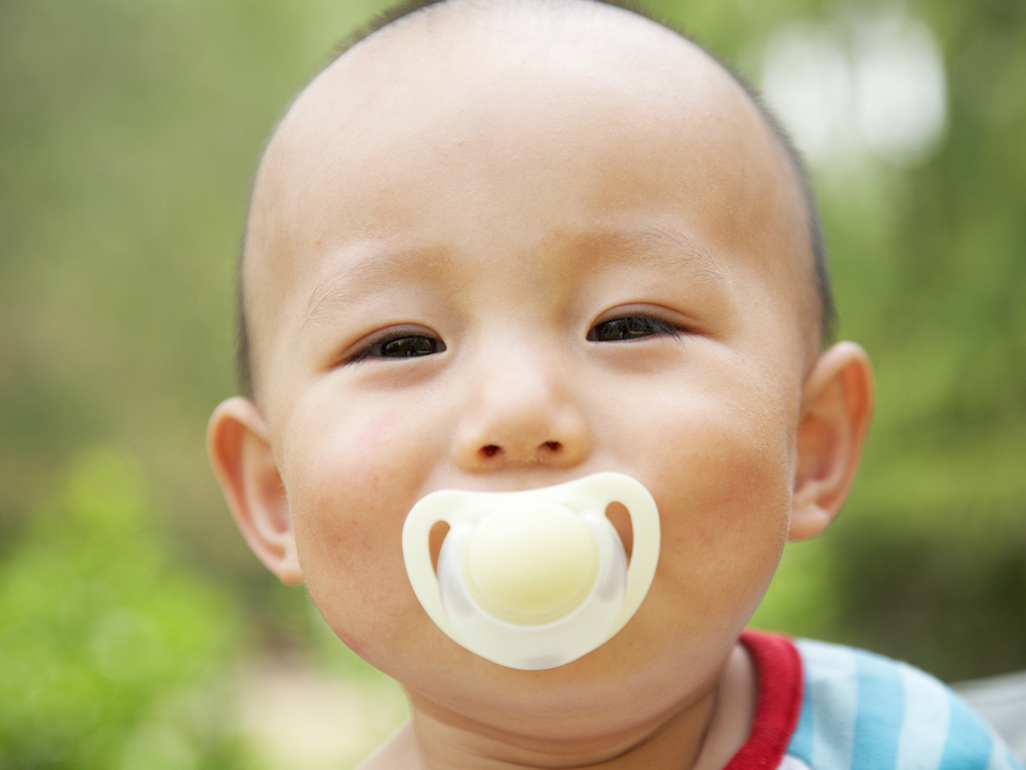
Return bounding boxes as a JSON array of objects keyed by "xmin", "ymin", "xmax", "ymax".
[{"xmin": 206, "ymin": 1, "xmax": 1023, "ymax": 768}]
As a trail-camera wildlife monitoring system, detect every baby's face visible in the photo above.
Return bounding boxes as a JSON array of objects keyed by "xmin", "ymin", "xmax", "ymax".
[{"xmin": 243, "ymin": 6, "xmax": 816, "ymax": 734}]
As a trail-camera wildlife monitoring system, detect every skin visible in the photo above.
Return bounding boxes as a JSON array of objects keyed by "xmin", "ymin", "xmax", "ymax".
[{"xmin": 207, "ymin": 2, "xmax": 875, "ymax": 768}]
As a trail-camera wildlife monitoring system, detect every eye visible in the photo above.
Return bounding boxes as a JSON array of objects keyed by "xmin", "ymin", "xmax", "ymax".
[
  {"xmin": 587, "ymin": 315, "xmax": 684, "ymax": 342},
  {"xmin": 348, "ymin": 330, "xmax": 446, "ymax": 363}
]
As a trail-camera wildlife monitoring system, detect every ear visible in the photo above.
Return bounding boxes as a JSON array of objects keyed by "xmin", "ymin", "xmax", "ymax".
[
  {"xmin": 207, "ymin": 397, "xmax": 302, "ymax": 585},
  {"xmin": 790, "ymin": 342, "xmax": 875, "ymax": 541}
]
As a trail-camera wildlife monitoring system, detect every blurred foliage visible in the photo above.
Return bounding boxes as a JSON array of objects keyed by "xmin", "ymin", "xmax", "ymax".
[
  {"xmin": 0, "ymin": 0, "xmax": 1023, "ymax": 762},
  {"xmin": 738, "ymin": 0, "xmax": 1026, "ymax": 681},
  {"xmin": 0, "ymin": 448, "xmax": 248, "ymax": 768}
]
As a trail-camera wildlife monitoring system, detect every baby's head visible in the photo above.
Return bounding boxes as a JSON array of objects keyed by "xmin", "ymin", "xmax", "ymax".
[{"xmin": 209, "ymin": 0, "xmax": 873, "ymax": 743}]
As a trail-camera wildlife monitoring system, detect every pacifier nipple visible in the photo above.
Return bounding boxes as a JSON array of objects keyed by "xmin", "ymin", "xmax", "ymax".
[
  {"xmin": 464, "ymin": 501, "xmax": 598, "ymax": 625},
  {"xmin": 402, "ymin": 472, "xmax": 660, "ymax": 670}
]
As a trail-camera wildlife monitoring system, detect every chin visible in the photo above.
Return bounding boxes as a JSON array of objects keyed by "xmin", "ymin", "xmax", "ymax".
[{"xmin": 394, "ymin": 620, "xmax": 733, "ymax": 741}]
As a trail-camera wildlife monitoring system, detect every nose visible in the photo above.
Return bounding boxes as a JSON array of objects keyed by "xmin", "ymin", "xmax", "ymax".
[{"xmin": 453, "ymin": 345, "xmax": 592, "ymax": 471}]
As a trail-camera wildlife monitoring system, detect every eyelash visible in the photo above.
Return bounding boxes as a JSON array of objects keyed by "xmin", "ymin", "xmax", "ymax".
[
  {"xmin": 345, "ymin": 313, "xmax": 684, "ymax": 364},
  {"xmin": 347, "ymin": 330, "xmax": 446, "ymax": 363},
  {"xmin": 587, "ymin": 314, "xmax": 686, "ymax": 342}
]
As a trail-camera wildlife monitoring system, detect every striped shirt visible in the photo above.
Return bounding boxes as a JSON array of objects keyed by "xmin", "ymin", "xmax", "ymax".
[{"xmin": 726, "ymin": 632, "xmax": 1024, "ymax": 770}]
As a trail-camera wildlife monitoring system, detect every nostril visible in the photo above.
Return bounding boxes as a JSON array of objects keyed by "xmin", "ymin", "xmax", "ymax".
[
  {"xmin": 480, "ymin": 444, "xmax": 502, "ymax": 458},
  {"xmin": 541, "ymin": 441, "xmax": 562, "ymax": 452}
]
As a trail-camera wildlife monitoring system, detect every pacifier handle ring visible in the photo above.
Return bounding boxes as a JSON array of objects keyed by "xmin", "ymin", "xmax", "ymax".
[{"xmin": 402, "ymin": 491, "xmax": 463, "ymax": 642}]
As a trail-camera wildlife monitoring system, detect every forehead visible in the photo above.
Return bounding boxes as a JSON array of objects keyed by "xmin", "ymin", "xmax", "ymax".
[{"xmin": 244, "ymin": 1, "xmax": 813, "ymax": 393}]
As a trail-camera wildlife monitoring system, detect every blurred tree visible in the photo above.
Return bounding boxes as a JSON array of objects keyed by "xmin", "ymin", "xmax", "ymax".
[{"xmin": 0, "ymin": 448, "xmax": 249, "ymax": 768}]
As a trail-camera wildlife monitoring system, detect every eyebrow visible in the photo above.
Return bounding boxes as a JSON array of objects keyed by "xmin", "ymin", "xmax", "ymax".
[
  {"xmin": 577, "ymin": 225, "xmax": 727, "ymax": 285},
  {"xmin": 301, "ymin": 225, "xmax": 727, "ymax": 329},
  {"xmin": 302, "ymin": 242, "xmax": 450, "ymax": 329}
]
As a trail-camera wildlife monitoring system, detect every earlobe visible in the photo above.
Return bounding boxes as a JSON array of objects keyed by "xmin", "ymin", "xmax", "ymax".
[
  {"xmin": 790, "ymin": 342, "xmax": 874, "ymax": 541},
  {"xmin": 207, "ymin": 397, "xmax": 302, "ymax": 585}
]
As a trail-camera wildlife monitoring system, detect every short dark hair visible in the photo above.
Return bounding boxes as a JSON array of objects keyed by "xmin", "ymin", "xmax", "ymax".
[{"xmin": 235, "ymin": 0, "xmax": 835, "ymax": 397}]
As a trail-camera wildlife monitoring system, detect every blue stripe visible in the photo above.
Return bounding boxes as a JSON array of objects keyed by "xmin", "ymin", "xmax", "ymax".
[
  {"xmin": 795, "ymin": 640, "xmax": 859, "ymax": 769},
  {"xmin": 938, "ymin": 689, "xmax": 993, "ymax": 770},
  {"xmin": 895, "ymin": 662, "xmax": 950, "ymax": 770},
  {"xmin": 851, "ymin": 650, "xmax": 904, "ymax": 770}
]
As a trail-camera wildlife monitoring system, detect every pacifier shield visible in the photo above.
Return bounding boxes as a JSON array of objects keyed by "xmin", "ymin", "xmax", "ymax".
[{"xmin": 401, "ymin": 472, "xmax": 660, "ymax": 669}]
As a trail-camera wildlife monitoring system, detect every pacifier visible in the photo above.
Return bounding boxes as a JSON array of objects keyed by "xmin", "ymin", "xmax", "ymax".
[{"xmin": 402, "ymin": 472, "xmax": 660, "ymax": 670}]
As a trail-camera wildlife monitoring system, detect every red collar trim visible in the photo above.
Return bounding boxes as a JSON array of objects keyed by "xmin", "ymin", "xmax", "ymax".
[{"xmin": 722, "ymin": 631, "xmax": 804, "ymax": 770}]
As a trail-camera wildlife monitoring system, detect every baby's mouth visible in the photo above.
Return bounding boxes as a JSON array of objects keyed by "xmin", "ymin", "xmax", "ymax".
[{"xmin": 402, "ymin": 472, "xmax": 660, "ymax": 669}]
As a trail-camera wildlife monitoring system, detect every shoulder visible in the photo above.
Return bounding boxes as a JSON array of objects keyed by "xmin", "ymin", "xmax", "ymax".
[{"xmin": 785, "ymin": 638, "xmax": 1024, "ymax": 770}]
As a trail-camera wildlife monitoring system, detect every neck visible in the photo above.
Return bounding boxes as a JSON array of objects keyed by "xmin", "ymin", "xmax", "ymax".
[{"xmin": 364, "ymin": 643, "xmax": 756, "ymax": 770}]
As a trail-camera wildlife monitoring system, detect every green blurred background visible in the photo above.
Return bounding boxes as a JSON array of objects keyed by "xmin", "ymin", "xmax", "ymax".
[{"xmin": 1, "ymin": 0, "xmax": 1023, "ymax": 766}]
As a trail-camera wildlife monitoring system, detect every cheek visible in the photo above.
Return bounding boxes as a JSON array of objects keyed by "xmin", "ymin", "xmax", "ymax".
[
  {"xmin": 642, "ymin": 390, "xmax": 794, "ymax": 625},
  {"xmin": 280, "ymin": 396, "xmax": 444, "ymax": 653}
]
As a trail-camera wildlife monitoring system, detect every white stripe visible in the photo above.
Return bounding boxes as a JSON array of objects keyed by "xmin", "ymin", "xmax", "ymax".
[
  {"xmin": 895, "ymin": 662, "xmax": 950, "ymax": 770},
  {"xmin": 986, "ymin": 732, "xmax": 1018, "ymax": 770},
  {"xmin": 779, "ymin": 756, "xmax": 814, "ymax": 770},
  {"xmin": 798, "ymin": 640, "xmax": 859, "ymax": 770}
]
